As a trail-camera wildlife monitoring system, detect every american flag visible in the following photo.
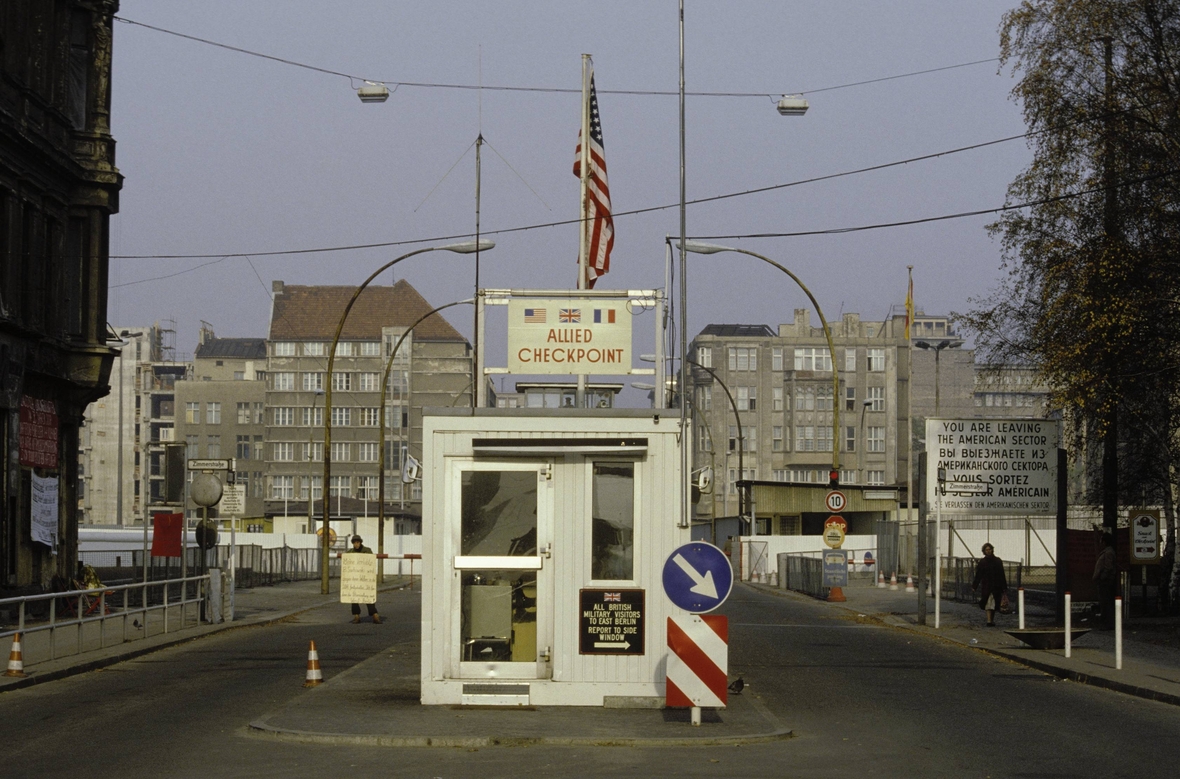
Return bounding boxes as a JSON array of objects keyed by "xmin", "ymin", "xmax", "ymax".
[
  {"xmin": 603, "ymin": 592, "xmax": 621, "ymax": 602},
  {"xmin": 573, "ymin": 69, "xmax": 614, "ymax": 289},
  {"xmin": 523, "ymin": 308, "xmax": 547, "ymax": 323},
  {"xmin": 559, "ymin": 308, "xmax": 581, "ymax": 323}
]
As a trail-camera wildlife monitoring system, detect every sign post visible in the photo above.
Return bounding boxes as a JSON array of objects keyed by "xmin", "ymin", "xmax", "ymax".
[
  {"xmin": 663, "ymin": 542, "xmax": 733, "ymax": 722},
  {"xmin": 823, "ymin": 516, "xmax": 847, "ymax": 602}
]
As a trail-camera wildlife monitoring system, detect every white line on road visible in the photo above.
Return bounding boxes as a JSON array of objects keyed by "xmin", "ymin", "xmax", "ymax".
[{"xmin": 731, "ymin": 623, "xmax": 884, "ymax": 629}]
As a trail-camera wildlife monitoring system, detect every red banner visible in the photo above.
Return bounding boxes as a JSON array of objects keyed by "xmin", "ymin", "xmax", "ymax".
[
  {"xmin": 19, "ymin": 395, "xmax": 58, "ymax": 469},
  {"xmin": 151, "ymin": 513, "xmax": 184, "ymax": 558}
]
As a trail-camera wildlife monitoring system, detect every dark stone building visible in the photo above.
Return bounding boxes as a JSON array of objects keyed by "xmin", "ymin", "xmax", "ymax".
[{"xmin": 0, "ymin": 2, "xmax": 122, "ymax": 590}]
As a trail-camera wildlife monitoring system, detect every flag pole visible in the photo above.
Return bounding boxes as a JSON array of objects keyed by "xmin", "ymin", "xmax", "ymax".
[
  {"xmin": 905, "ymin": 265, "xmax": 917, "ymax": 614},
  {"xmin": 577, "ymin": 54, "xmax": 591, "ymax": 407}
]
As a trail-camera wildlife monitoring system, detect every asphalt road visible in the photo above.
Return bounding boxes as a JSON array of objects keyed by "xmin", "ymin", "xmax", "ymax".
[{"xmin": 3, "ymin": 584, "xmax": 1179, "ymax": 778}]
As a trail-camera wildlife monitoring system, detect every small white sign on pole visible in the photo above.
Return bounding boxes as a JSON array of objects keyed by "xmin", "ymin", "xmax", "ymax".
[
  {"xmin": 507, "ymin": 297, "xmax": 632, "ymax": 375},
  {"xmin": 926, "ymin": 418, "xmax": 1059, "ymax": 515}
]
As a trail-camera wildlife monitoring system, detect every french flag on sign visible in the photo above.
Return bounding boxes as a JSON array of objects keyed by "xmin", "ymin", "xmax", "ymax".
[{"xmin": 593, "ymin": 309, "xmax": 616, "ymax": 324}]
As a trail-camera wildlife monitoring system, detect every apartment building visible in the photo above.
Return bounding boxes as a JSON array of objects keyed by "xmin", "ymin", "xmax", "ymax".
[{"xmin": 265, "ymin": 279, "xmax": 472, "ymax": 525}]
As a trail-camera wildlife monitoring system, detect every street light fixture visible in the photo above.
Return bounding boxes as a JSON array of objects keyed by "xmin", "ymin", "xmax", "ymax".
[
  {"xmin": 320, "ymin": 240, "xmax": 494, "ymax": 594},
  {"xmin": 913, "ymin": 338, "xmax": 963, "ymax": 417},
  {"xmin": 776, "ymin": 95, "xmax": 809, "ymax": 116},
  {"xmin": 682, "ymin": 241, "xmax": 841, "ymax": 477},
  {"xmin": 356, "ymin": 82, "xmax": 390, "ymax": 103}
]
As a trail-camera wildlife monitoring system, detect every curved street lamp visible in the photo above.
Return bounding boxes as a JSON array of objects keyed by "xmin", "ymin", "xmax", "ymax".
[
  {"xmin": 375, "ymin": 298, "xmax": 474, "ymax": 583},
  {"xmin": 687, "ymin": 359, "xmax": 746, "ymax": 523},
  {"xmin": 320, "ymin": 240, "xmax": 493, "ymax": 594},
  {"xmin": 683, "ymin": 241, "xmax": 841, "ymax": 477}
]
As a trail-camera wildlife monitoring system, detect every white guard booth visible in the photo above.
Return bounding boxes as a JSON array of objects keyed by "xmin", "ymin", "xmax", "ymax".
[{"xmin": 420, "ymin": 408, "xmax": 688, "ymax": 707}]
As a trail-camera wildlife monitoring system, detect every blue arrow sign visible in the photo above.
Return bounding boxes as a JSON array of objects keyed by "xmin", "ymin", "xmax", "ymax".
[{"xmin": 662, "ymin": 542, "xmax": 734, "ymax": 613}]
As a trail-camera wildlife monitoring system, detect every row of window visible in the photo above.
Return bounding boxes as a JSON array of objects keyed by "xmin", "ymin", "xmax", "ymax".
[
  {"xmin": 697, "ymin": 346, "xmax": 889, "ymax": 373},
  {"xmin": 270, "ymin": 371, "xmax": 409, "ymax": 393},
  {"xmin": 707, "ymin": 424, "xmax": 887, "ymax": 454},
  {"xmin": 270, "ymin": 474, "xmax": 421, "ymax": 501},
  {"xmin": 698, "ymin": 384, "xmax": 887, "ymax": 413},
  {"xmin": 975, "ymin": 393, "xmax": 1046, "ymax": 408},
  {"xmin": 269, "ymin": 441, "xmax": 383, "ymax": 462},
  {"xmin": 271, "ymin": 406, "xmax": 400, "ymax": 427},
  {"xmin": 272, "ymin": 341, "xmax": 383, "ymax": 358},
  {"xmin": 765, "ymin": 468, "xmax": 886, "ymax": 486}
]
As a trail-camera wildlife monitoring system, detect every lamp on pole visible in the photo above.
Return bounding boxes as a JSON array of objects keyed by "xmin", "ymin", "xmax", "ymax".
[
  {"xmin": 686, "ymin": 359, "xmax": 744, "ymax": 524},
  {"xmin": 376, "ymin": 299, "xmax": 474, "ymax": 583},
  {"xmin": 682, "ymin": 241, "xmax": 841, "ymax": 477},
  {"xmin": 320, "ymin": 241, "xmax": 493, "ymax": 594},
  {"xmin": 913, "ymin": 339, "xmax": 962, "ymax": 417}
]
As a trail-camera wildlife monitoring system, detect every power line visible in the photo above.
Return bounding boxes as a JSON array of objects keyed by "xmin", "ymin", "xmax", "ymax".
[
  {"xmin": 113, "ymin": 15, "xmax": 996, "ymax": 99},
  {"xmin": 110, "ymin": 131, "xmax": 1033, "ymax": 261}
]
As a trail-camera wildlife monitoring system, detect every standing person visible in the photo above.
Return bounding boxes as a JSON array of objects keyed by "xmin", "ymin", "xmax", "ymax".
[
  {"xmin": 972, "ymin": 543, "xmax": 1008, "ymax": 627},
  {"xmin": 1093, "ymin": 532, "xmax": 1117, "ymax": 630},
  {"xmin": 346, "ymin": 536, "xmax": 381, "ymax": 624}
]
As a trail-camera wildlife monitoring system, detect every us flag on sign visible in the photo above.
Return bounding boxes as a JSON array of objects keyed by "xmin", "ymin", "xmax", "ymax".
[{"xmin": 573, "ymin": 69, "xmax": 614, "ymax": 289}]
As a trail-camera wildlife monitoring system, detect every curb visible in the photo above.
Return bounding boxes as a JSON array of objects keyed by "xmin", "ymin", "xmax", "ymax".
[
  {"xmin": 0, "ymin": 581, "xmax": 412, "ymax": 694},
  {"xmin": 749, "ymin": 581, "xmax": 1180, "ymax": 709},
  {"xmin": 244, "ymin": 718, "xmax": 795, "ymax": 749}
]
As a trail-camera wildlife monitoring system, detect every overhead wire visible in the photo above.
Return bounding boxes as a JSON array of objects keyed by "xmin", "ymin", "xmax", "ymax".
[{"xmin": 112, "ymin": 16, "xmax": 997, "ymax": 99}]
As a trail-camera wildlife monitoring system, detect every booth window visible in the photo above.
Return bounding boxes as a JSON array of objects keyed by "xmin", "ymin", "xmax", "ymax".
[
  {"xmin": 461, "ymin": 470, "xmax": 537, "ymax": 556},
  {"xmin": 592, "ymin": 462, "xmax": 634, "ymax": 580}
]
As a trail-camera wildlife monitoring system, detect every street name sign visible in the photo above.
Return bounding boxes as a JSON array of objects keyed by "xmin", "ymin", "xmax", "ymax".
[
  {"xmin": 579, "ymin": 589, "xmax": 645, "ymax": 655},
  {"xmin": 188, "ymin": 458, "xmax": 232, "ymax": 471},
  {"xmin": 926, "ymin": 418, "xmax": 1059, "ymax": 516},
  {"xmin": 507, "ymin": 297, "xmax": 632, "ymax": 375},
  {"xmin": 662, "ymin": 542, "xmax": 734, "ymax": 613}
]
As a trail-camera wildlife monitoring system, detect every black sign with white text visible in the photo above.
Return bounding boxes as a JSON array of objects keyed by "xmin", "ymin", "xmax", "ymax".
[{"xmin": 579, "ymin": 589, "xmax": 645, "ymax": 655}]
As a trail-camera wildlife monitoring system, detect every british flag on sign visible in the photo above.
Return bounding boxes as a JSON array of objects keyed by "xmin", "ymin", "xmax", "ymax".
[
  {"xmin": 559, "ymin": 308, "xmax": 581, "ymax": 323},
  {"xmin": 603, "ymin": 592, "xmax": 621, "ymax": 602},
  {"xmin": 573, "ymin": 68, "xmax": 614, "ymax": 289}
]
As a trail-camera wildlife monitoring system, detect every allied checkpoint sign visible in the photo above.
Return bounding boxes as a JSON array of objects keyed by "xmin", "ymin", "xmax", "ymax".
[
  {"xmin": 507, "ymin": 297, "xmax": 632, "ymax": 374},
  {"xmin": 926, "ymin": 418, "xmax": 1060, "ymax": 515}
]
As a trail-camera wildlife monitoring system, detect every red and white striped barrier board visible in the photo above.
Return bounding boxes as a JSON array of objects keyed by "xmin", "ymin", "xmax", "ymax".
[{"xmin": 666, "ymin": 615, "xmax": 728, "ymax": 708}]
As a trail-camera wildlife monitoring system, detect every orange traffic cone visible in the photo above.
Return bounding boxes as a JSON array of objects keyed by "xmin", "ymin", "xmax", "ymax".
[
  {"xmin": 888, "ymin": 573, "xmax": 899, "ymax": 591},
  {"xmin": 5, "ymin": 633, "xmax": 27, "ymax": 678},
  {"xmin": 877, "ymin": 572, "xmax": 887, "ymax": 589},
  {"xmin": 302, "ymin": 640, "xmax": 323, "ymax": 687},
  {"xmin": 905, "ymin": 574, "xmax": 917, "ymax": 593}
]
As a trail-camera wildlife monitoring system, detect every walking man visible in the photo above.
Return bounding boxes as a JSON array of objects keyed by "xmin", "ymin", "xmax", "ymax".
[{"xmin": 346, "ymin": 536, "xmax": 381, "ymax": 624}]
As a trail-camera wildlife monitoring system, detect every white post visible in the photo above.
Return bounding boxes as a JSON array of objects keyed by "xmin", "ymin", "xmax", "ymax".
[
  {"xmin": 1115, "ymin": 596, "xmax": 1123, "ymax": 670},
  {"xmin": 691, "ymin": 706, "xmax": 701, "ymax": 727},
  {"xmin": 1018, "ymin": 587, "xmax": 1025, "ymax": 630},
  {"xmin": 1064, "ymin": 592, "xmax": 1072, "ymax": 658},
  {"xmin": 934, "ymin": 487, "xmax": 942, "ymax": 629}
]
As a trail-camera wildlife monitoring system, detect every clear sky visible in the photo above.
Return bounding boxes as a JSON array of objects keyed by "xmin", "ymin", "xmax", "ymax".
[{"xmin": 108, "ymin": 1, "xmax": 1029, "ymax": 401}]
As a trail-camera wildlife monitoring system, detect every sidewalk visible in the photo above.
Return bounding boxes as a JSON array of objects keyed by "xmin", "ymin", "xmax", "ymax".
[
  {"xmin": 769, "ymin": 580, "xmax": 1180, "ymax": 707},
  {"xmin": 0, "ymin": 577, "xmax": 410, "ymax": 692}
]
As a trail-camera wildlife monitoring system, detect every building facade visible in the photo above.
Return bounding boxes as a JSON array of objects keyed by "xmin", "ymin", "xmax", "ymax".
[
  {"xmin": 690, "ymin": 310, "xmax": 911, "ymax": 522},
  {"xmin": 264, "ymin": 279, "xmax": 472, "ymax": 527},
  {"xmin": 172, "ymin": 332, "xmax": 267, "ymax": 520},
  {"xmin": 1, "ymin": 3, "xmax": 122, "ymax": 589}
]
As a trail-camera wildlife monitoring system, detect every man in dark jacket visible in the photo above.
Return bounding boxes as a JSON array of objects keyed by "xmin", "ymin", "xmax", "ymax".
[
  {"xmin": 346, "ymin": 535, "xmax": 381, "ymax": 624},
  {"xmin": 972, "ymin": 543, "xmax": 1007, "ymax": 627},
  {"xmin": 1093, "ymin": 532, "xmax": 1117, "ymax": 629}
]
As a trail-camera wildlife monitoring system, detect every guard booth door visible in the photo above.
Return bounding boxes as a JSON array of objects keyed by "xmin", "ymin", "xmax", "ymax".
[{"xmin": 449, "ymin": 459, "xmax": 553, "ymax": 680}]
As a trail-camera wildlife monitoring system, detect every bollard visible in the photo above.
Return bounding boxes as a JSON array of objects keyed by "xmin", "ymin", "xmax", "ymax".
[
  {"xmin": 1018, "ymin": 588, "xmax": 1025, "ymax": 630},
  {"xmin": 1115, "ymin": 597, "xmax": 1123, "ymax": 670},
  {"xmin": 691, "ymin": 706, "xmax": 701, "ymax": 727},
  {"xmin": 1064, "ymin": 592, "xmax": 1072, "ymax": 659}
]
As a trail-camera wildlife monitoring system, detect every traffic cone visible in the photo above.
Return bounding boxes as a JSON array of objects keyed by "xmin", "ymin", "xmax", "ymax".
[
  {"xmin": 905, "ymin": 575, "xmax": 917, "ymax": 593},
  {"xmin": 302, "ymin": 640, "xmax": 323, "ymax": 687},
  {"xmin": 889, "ymin": 573, "xmax": 899, "ymax": 591},
  {"xmin": 5, "ymin": 633, "xmax": 27, "ymax": 678},
  {"xmin": 877, "ymin": 572, "xmax": 887, "ymax": 589}
]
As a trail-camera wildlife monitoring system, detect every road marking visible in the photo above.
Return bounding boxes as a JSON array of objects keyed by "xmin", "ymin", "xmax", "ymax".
[{"xmin": 730, "ymin": 623, "xmax": 884, "ymax": 629}]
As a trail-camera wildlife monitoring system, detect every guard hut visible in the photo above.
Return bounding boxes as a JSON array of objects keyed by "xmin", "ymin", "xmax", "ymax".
[{"xmin": 420, "ymin": 408, "xmax": 688, "ymax": 707}]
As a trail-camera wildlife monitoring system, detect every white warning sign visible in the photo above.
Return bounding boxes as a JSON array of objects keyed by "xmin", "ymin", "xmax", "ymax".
[{"xmin": 927, "ymin": 418, "xmax": 1059, "ymax": 516}]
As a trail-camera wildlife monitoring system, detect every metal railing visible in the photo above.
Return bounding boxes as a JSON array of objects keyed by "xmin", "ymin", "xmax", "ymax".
[
  {"xmin": 940, "ymin": 556, "xmax": 1027, "ymax": 604},
  {"xmin": 0, "ymin": 575, "xmax": 209, "ymax": 667},
  {"xmin": 79, "ymin": 545, "xmax": 341, "ymax": 588},
  {"xmin": 779, "ymin": 553, "xmax": 829, "ymax": 600}
]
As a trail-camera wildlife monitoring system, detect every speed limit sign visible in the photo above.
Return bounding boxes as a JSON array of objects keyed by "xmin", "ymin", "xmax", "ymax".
[{"xmin": 825, "ymin": 490, "xmax": 847, "ymax": 513}]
